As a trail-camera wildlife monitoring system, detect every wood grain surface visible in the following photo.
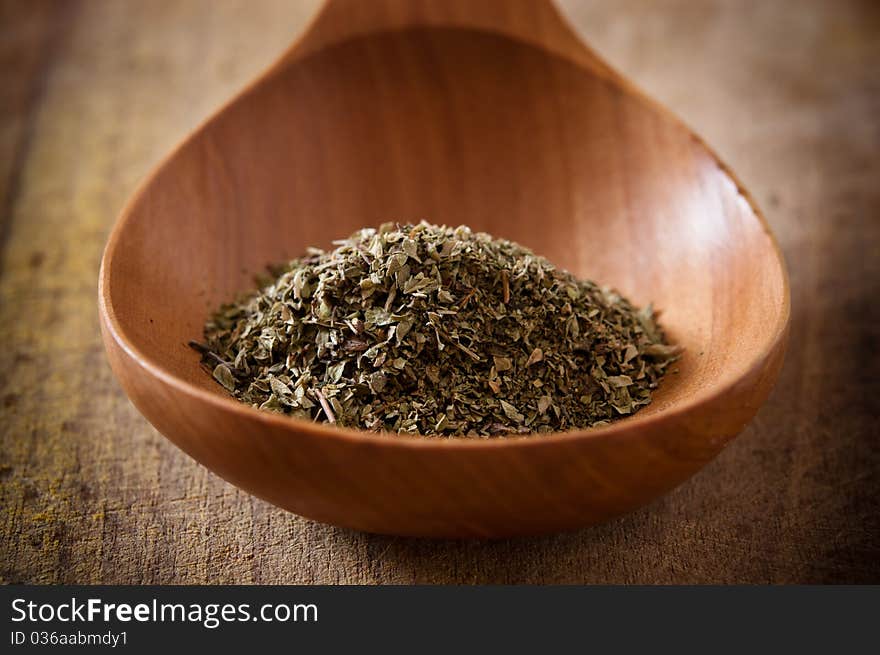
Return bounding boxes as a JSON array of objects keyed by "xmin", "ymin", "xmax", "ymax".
[{"xmin": 1, "ymin": 0, "xmax": 878, "ymax": 583}]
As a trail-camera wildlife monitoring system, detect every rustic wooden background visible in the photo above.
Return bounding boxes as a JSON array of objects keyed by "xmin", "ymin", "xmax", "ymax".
[{"xmin": 1, "ymin": 0, "xmax": 877, "ymax": 584}]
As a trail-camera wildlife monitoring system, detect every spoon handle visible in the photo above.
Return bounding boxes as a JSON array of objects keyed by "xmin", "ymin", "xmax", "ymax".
[{"xmin": 277, "ymin": 0, "xmax": 611, "ymax": 75}]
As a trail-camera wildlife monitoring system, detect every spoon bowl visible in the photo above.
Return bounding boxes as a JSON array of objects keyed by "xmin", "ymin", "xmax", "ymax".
[{"xmin": 99, "ymin": 0, "xmax": 789, "ymax": 537}]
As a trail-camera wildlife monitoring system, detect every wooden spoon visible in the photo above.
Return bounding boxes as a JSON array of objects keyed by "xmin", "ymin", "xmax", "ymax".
[{"xmin": 99, "ymin": 0, "xmax": 790, "ymax": 537}]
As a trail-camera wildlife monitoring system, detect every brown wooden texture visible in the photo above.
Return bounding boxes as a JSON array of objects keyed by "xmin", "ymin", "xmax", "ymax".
[{"xmin": 1, "ymin": 0, "xmax": 878, "ymax": 581}]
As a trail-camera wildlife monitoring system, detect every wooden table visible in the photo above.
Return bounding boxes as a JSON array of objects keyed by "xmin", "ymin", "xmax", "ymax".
[{"xmin": 2, "ymin": 0, "xmax": 877, "ymax": 584}]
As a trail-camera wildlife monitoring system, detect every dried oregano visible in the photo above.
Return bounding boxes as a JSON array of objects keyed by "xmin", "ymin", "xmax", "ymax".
[{"xmin": 191, "ymin": 222, "xmax": 680, "ymax": 436}]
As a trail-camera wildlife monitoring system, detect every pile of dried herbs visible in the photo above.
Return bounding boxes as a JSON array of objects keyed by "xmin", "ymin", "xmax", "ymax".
[{"xmin": 192, "ymin": 222, "xmax": 680, "ymax": 436}]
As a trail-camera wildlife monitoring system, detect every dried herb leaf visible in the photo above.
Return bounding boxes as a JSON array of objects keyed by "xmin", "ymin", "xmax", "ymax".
[
  {"xmin": 194, "ymin": 222, "xmax": 679, "ymax": 436},
  {"xmin": 499, "ymin": 400, "xmax": 525, "ymax": 424},
  {"xmin": 212, "ymin": 364, "xmax": 236, "ymax": 392}
]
